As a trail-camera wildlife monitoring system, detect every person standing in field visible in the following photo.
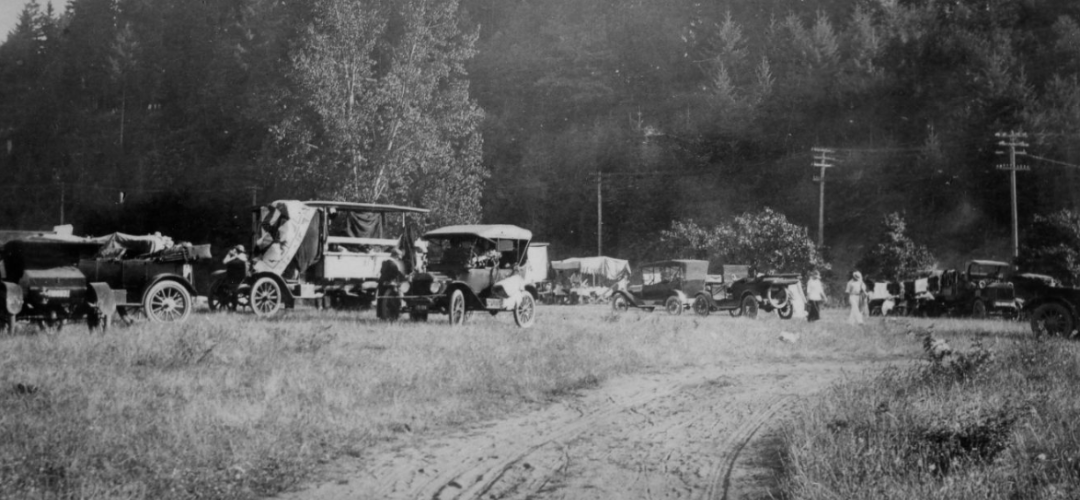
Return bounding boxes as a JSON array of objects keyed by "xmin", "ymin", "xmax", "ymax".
[
  {"xmin": 806, "ymin": 270, "xmax": 826, "ymax": 322},
  {"xmin": 846, "ymin": 270, "xmax": 868, "ymax": 325}
]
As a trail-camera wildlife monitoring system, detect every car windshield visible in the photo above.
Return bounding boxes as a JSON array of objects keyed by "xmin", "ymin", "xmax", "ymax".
[
  {"xmin": 969, "ymin": 263, "xmax": 1006, "ymax": 279},
  {"xmin": 641, "ymin": 265, "xmax": 682, "ymax": 285}
]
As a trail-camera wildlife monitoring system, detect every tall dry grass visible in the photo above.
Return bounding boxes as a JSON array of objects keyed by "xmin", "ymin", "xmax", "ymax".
[
  {"xmin": 779, "ymin": 318, "xmax": 1080, "ymax": 500},
  {"xmin": 0, "ymin": 305, "xmax": 956, "ymax": 499}
]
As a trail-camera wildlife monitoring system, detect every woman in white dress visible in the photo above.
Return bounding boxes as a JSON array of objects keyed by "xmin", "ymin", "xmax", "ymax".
[{"xmin": 846, "ymin": 271, "xmax": 868, "ymax": 325}]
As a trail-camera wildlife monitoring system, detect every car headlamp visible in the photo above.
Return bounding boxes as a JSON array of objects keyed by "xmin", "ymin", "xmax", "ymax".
[
  {"xmin": 429, "ymin": 282, "xmax": 442, "ymax": 294},
  {"xmin": 399, "ymin": 281, "xmax": 411, "ymax": 294}
]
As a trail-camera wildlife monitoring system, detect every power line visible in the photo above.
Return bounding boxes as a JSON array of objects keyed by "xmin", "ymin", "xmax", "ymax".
[{"xmin": 1025, "ymin": 153, "xmax": 1080, "ymax": 170}]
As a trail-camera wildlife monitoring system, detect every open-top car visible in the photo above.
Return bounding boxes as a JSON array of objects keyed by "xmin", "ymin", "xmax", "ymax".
[
  {"xmin": 610, "ymin": 260, "xmax": 708, "ymax": 315},
  {"xmin": 391, "ymin": 225, "xmax": 538, "ymax": 327},
  {"xmin": 1, "ymin": 232, "xmax": 207, "ymax": 331},
  {"xmin": 692, "ymin": 266, "xmax": 798, "ymax": 319},
  {"xmin": 211, "ymin": 200, "xmax": 428, "ymax": 316}
]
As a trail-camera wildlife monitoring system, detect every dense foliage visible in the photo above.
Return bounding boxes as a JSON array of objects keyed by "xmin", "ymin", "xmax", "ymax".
[
  {"xmin": 657, "ymin": 208, "xmax": 829, "ymax": 274},
  {"xmin": 2, "ymin": 0, "xmax": 1079, "ymax": 261},
  {"xmin": 1017, "ymin": 209, "xmax": 1080, "ymax": 285},
  {"xmin": 857, "ymin": 212, "xmax": 937, "ymax": 282}
]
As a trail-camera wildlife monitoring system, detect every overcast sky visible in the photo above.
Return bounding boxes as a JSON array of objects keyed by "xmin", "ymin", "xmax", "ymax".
[{"xmin": 1, "ymin": 0, "xmax": 26, "ymax": 43}]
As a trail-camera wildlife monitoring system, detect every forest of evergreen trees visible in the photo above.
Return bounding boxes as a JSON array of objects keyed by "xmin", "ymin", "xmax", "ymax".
[{"xmin": 2, "ymin": 0, "xmax": 1080, "ymax": 264}]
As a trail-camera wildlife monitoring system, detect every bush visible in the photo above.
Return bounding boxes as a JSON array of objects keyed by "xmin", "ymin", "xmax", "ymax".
[
  {"xmin": 856, "ymin": 212, "xmax": 936, "ymax": 282},
  {"xmin": 656, "ymin": 208, "xmax": 829, "ymax": 273}
]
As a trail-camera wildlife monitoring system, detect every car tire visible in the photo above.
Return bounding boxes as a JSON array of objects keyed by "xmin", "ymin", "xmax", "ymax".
[
  {"xmin": 741, "ymin": 295, "xmax": 759, "ymax": 319},
  {"xmin": 208, "ymin": 279, "xmax": 237, "ymax": 312},
  {"xmin": 693, "ymin": 295, "xmax": 711, "ymax": 317},
  {"xmin": 1031, "ymin": 302, "xmax": 1074, "ymax": 337},
  {"xmin": 144, "ymin": 281, "xmax": 192, "ymax": 323},
  {"xmin": 250, "ymin": 277, "xmax": 283, "ymax": 317},
  {"xmin": 972, "ymin": 300, "xmax": 988, "ymax": 319},
  {"xmin": 665, "ymin": 296, "xmax": 683, "ymax": 316},
  {"xmin": 612, "ymin": 295, "xmax": 629, "ymax": 313},
  {"xmin": 2, "ymin": 313, "xmax": 14, "ymax": 334},
  {"xmin": 777, "ymin": 302, "xmax": 794, "ymax": 320},
  {"xmin": 514, "ymin": 294, "xmax": 536, "ymax": 328},
  {"xmin": 448, "ymin": 289, "xmax": 467, "ymax": 326}
]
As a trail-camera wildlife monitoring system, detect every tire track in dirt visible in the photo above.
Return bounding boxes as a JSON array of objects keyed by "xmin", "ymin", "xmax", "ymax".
[{"xmin": 274, "ymin": 361, "xmax": 884, "ymax": 500}]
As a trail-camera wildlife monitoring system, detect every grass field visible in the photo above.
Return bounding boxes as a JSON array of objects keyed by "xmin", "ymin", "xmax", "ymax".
[
  {"xmin": 778, "ymin": 320, "xmax": 1080, "ymax": 500},
  {"xmin": 0, "ymin": 304, "xmax": 1033, "ymax": 499}
]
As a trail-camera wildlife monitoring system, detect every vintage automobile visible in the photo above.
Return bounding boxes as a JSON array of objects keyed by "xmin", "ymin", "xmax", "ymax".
[
  {"xmin": 1, "ymin": 233, "xmax": 206, "ymax": 331},
  {"xmin": 610, "ymin": 259, "xmax": 708, "ymax": 315},
  {"xmin": 211, "ymin": 200, "xmax": 429, "ymax": 316},
  {"xmin": 691, "ymin": 265, "xmax": 798, "ymax": 319},
  {"xmin": 1024, "ymin": 282, "xmax": 1080, "ymax": 337},
  {"xmin": 933, "ymin": 260, "xmax": 1019, "ymax": 318},
  {"xmin": 391, "ymin": 225, "xmax": 538, "ymax": 327}
]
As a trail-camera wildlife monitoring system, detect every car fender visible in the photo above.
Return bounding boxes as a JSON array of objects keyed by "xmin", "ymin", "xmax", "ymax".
[
  {"xmin": 524, "ymin": 283, "xmax": 539, "ymax": 300},
  {"xmin": 144, "ymin": 273, "xmax": 198, "ymax": 301},
  {"xmin": 612, "ymin": 290, "xmax": 641, "ymax": 308},
  {"xmin": 1, "ymin": 281, "xmax": 23, "ymax": 315},
  {"xmin": 1025, "ymin": 294, "xmax": 1079, "ymax": 318},
  {"xmin": 245, "ymin": 272, "xmax": 296, "ymax": 307},
  {"xmin": 670, "ymin": 290, "xmax": 689, "ymax": 305},
  {"xmin": 87, "ymin": 282, "xmax": 117, "ymax": 315},
  {"xmin": 445, "ymin": 282, "xmax": 485, "ymax": 309}
]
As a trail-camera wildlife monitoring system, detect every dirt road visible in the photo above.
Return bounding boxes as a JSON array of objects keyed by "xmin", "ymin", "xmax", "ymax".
[{"xmin": 277, "ymin": 360, "xmax": 885, "ymax": 500}]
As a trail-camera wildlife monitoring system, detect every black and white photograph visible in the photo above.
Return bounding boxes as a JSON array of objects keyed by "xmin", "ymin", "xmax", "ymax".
[{"xmin": 1, "ymin": 0, "xmax": 1079, "ymax": 498}]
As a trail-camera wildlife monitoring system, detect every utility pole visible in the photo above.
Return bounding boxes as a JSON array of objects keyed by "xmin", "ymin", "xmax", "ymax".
[
  {"xmin": 995, "ymin": 131, "xmax": 1029, "ymax": 258},
  {"xmin": 59, "ymin": 182, "xmax": 65, "ymax": 225},
  {"xmin": 250, "ymin": 185, "xmax": 258, "ymax": 207},
  {"xmin": 811, "ymin": 147, "xmax": 836, "ymax": 248},
  {"xmin": 596, "ymin": 172, "xmax": 602, "ymax": 256}
]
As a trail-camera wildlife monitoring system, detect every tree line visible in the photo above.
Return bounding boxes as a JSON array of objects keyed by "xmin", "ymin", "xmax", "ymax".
[{"xmin": 2, "ymin": 0, "xmax": 1080, "ymax": 269}]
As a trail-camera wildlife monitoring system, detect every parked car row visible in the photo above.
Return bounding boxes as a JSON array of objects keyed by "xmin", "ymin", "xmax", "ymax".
[{"xmin": 8, "ymin": 199, "xmax": 1080, "ymax": 336}]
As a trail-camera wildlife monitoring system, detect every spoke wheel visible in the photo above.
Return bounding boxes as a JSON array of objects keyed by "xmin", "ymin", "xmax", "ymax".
[
  {"xmin": 514, "ymin": 294, "xmax": 536, "ymax": 328},
  {"xmin": 693, "ymin": 296, "xmax": 711, "ymax": 317},
  {"xmin": 250, "ymin": 277, "xmax": 283, "ymax": 317},
  {"xmin": 1031, "ymin": 302, "xmax": 1074, "ymax": 337},
  {"xmin": 777, "ymin": 302, "xmax": 794, "ymax": 320},
  {"xmin": 665, "ymin": 296, "xmax": 683, "ymax": 316},
  {"xmin": 612, "ymin": 295, "xmax": 629, "ymax": 313},
  {"xmin": 144, "ymin": 281, "xmax": 192, "ymax": 323},
  {"xmin": 741, "ymin": 295, "xmax": 759, "ymax": 319},
  {"xmin": 448, "ymin": 289, "xmax": 466, "ymax": 326},
  {"xmin": 972, "ymin": 300, "xmax": 988, "ymax": 319},
  {"xmin": 208, "ymin": 280, "xmax": 238, "ymax": 312}
]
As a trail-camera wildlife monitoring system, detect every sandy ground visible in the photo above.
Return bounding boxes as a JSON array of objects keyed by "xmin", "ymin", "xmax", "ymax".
[{"xmin": 274, "ymin": 360, "xmax": 887, "ymax": 500}]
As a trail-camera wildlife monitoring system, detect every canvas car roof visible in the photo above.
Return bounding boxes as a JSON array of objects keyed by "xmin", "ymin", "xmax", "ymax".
[
  {"xmin": 424, "ymin": 224, "xmax": 532, "ymax": 241},
  {"xmin": 640, "ymin": 259, "xmax": 710, "ymax": 277},
  {"xmin": 301, "ymin": 201, "xmax": 429, "ymax": 214},
  {"xmin": 970, "ymin": 259, "xmax": 1010, "ymax": 267}
]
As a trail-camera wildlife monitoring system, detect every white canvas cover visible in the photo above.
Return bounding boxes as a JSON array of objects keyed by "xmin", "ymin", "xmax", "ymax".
[
  {"xmin": 550, "ymin": 256, "xmax": 630, "ymax": 281},
  {"xmin": 525, "ymin": 243, "xmax": 549, "ymax": 284},
  {"xmin": 253, "ymin": 200, "xmax": 318, "ymax": 275}
]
